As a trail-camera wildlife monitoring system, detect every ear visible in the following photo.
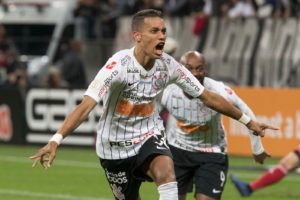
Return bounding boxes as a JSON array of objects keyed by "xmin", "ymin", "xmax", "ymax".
[{"xmin": 133, "ymin": 32, "xmax": 142, "ymax": 42}]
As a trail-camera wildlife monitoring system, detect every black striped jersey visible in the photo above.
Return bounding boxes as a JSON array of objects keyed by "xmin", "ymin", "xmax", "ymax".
[
  {"xmin": 161, "ymin": 77, "xmax": 264, "ymax": 154},
  {"xmin": 84, "ymin": 47, "xmax": 204, "ymax": 159}
]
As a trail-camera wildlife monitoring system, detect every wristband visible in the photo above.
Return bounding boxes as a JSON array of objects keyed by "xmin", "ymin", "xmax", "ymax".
[
  {"xmin": 49, "ymin": 133, "xmax": 63, "ymax": 145},
  {"xmin": 238, "ymin": 113, "xmax": 251, "ymax": 125}
]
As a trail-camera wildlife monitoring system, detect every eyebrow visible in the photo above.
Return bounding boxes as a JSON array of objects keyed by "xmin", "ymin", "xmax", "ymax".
[
  {"xmin": 150, "ymin": 27, "xmax": 167, "ymax": 31},
  {"xmin": 186, "ymin": 64, "xmax": 203, "ymax": 68}
]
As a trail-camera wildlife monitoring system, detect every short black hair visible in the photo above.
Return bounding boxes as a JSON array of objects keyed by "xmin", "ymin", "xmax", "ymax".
[{"xmin": 131, "ymin": 9, "xmax": 163, "ymax": 32}]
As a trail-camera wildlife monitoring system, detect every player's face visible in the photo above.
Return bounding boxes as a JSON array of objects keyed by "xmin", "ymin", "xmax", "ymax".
[
  {"xmin": 185, "ymin": 55, "xmax": 206, "ymax": 83},
  {"xmin": 136, "ymin": 17, "xmax": 166, "ymax": 59}
]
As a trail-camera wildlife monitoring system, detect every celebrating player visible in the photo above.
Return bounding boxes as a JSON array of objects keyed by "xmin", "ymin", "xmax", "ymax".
[
  {"xmin": 160, "ymin": 51, "xmax": 271, "ymax": 200},
  {"xmin": 30, "ymin": 9, "xmax": 277, "ymax": 200}
]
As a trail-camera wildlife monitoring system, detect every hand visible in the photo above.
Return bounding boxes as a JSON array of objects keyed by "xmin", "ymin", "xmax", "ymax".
[
  {"xmin": 29, "ymin": 141, "xmax": 58, "ymax": 170},
  {"xmin": 253, "ymin": 151, "xmax": 271, "ymax": 164},
  {"xmin": 246, "ymin": 120, "xmax": 279, "ymax": 137}
]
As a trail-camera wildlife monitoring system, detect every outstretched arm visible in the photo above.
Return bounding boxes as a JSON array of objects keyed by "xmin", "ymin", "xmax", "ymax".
[
  {"xmin": 199, "ymin": 89, "xmax": 278, "ymax": 137},
  {"xmin": 226, "ymin": 87, "xmax": 270, "ymax": 164},
  {"xmin": 29, "ymin": 96, "xmax": 97, "ymax": 169}
]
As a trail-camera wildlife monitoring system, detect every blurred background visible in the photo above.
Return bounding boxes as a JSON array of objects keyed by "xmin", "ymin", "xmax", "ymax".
[{"xmin": 0, "ymin": 0, "xmax": 300, "ymax": 199}]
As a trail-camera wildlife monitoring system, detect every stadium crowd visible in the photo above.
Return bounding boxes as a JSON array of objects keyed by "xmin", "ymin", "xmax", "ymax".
[{"xmin": 1, "ymin": 0, "xmax": 300, "ymax": 94}]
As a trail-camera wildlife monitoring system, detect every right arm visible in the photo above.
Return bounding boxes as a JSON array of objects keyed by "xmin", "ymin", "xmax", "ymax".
[
  {"xmin": 57, "ymin": 96, "xmax": 97, "ymax": 138},
  {"xmin": 29, "ymin": 96, "xmax": 97, "ymax": 169},
  {"xmin": 30, "ymin": 55, "xmax": 123, "ymax": 169}
]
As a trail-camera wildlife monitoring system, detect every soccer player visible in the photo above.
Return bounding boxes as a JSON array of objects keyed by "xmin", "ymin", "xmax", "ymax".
[
  {"xmin": 29, "ymin": 9, "xmax": 277, "ymax": 200},
  {"xmin": 231, "ymin": 145, "xmax": 300, "ymax": 197},
  {"xmin": 160, "ymin": 51, "xmax": 270, "ymax": 200}
]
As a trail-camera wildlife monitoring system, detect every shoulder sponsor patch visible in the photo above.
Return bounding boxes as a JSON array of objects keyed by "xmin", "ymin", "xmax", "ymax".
[{"xmin": 105, "ymin": 61, "xmax": 117, "ymax": 69}]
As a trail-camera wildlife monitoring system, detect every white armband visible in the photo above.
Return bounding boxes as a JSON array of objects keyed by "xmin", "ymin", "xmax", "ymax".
[
  {"xmin": 238, "ymin": 113, "xmax": 251, "ymax": 125},
  {"xmin": 49, "ymin": 133, "xmax": 63, "ymax": 145}
]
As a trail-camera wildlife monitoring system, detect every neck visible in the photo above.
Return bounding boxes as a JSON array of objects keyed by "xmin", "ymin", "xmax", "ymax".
[{"xmin": 134, "ymin": 47, "xmax": 155, "ymax": 70}]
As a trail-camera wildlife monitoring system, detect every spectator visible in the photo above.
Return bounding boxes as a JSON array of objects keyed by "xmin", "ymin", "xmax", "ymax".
[
  {"xmin": 0, "ymin": 25, "xmax": 20, "ymax": 86},
  {"xmin": 164, "ymin": 0, "xmax": 191, "ymax": 17},
  {"xmin": 190, "ymin": 0, "xmax": 208, "ymax": 36},
  {"xmin": 99, "ymin": 0, "xmax": 122, "ymax": 38},
  {"xmin": 74, "ymin": 0, "xmax": 99, "ymax": 40},
  {"xmin": 42, "ymin": 66, "xmax": 69, "ymax": 89},
  {"xmin": 59, "ymin": 40, "xmax": 87, "ymax": 88},
  {"xmin": 226, "ymin": 0, "xmax": 256, "ymax": 19},
  {"xmin": 6, "ymin": 64, "xmax": 29, "ymax": 99}
]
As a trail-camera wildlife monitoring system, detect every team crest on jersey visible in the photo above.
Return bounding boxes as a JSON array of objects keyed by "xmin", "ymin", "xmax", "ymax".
[
  {"xmin": 105, "ymin": 61, "xmax": 117, "ymax": 69},
  {"xmin": 152, "ymin": 72, "xmax": 167, "ymax": 90},
  {"xmin": 156, "ymin": 65, "xmax": 167, "ymax": 71}
]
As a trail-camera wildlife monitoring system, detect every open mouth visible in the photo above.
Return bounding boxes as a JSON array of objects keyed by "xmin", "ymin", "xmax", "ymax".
[{"xmin": 155, "ymin": 42, "xmax": 165, "ymax": 56}]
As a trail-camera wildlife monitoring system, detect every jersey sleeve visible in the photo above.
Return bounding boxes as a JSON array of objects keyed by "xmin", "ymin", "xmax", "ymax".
[
  {"xmin": 221, "ymin": 84, "xmax": 265, "ymax": 155},
  {"xmin": 84, "ymin": 58, "xmax": 123, "ymax": 102},
  {"xmin": 169, "ymin": 58, "xmax": 204, "ymax": 98}
]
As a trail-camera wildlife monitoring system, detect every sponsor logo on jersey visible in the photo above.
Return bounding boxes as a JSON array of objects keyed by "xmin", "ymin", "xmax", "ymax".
[
  {"xmin": 127, "ymin": 81, "xmax": 139, "ymax": 87},
  {"xmin": 121, "ymin": 55, "xmax": 131, "ymax": 66},
  {"xmin": 156, "ymin": 65, "xmax": 167, "ymax": 71},
  {"xmin": 127, "ymin": 68, "xmax": 139, "ymax": 73},
  {"xmin": 105, "ymin": 61, "xmax": 117, "ymax": 69},
  {"xmin": 176, "ymin": 67, "xmax": 187, "ymax": 80},
  {"xmin": 110, "ymin": 184, "xmax": 125, "ymax": 200},
  {"xmin": 110, "ymin": 131, "xmax": 155, "ymax": 147},
  {"xmin": 173, "ymin": 139, "xmax": 222, "ymax": 153},
  {"xmin": 122, "ymin": 91, "xmax": 153, "ymax": 102},
  {"xmin": 98, "ymin": 70, "xmax": 119, "ymax": 97},
  {"xmin": 212, "ymin": 188, "xmax": 222, "ymax": 194},
  {"xmin": 105, "ymin": 169, "xmax": 128, "ymax": 184},
  {"xmin": 224, "ymin": 87, "xmax": 233, "ymax": 95},
  {"xmin": 160, "ymin": 57, "xmax": 171, "ymax": 64},
  {"xmin": 185, "ymin": 77, "xmax": 200, "ymax": 92},
  {"xmin": 154, "ymin": 134, "xmax": 169, "ymax": 149}
]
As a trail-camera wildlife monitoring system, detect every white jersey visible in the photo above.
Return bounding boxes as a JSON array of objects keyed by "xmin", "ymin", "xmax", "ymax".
[
  {"xmin": 161, "ymin": 77, "xmax": 264, "ymax": 155},
  {"xmin": 85, "ymin": 47, "xmax": 204, "ymax": 159}
]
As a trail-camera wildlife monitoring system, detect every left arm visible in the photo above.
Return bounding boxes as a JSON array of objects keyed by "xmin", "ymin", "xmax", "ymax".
[
  {"xmin": 170, "ymin": 59, "xmax": 278, "ymax": 137},
  {"xmin": 224, "ymin": 86, "xmax": 270, "ymax": 163},
  {"xmin": 198, "ymin": 89, "xmax": 278, "ymax": 137}
]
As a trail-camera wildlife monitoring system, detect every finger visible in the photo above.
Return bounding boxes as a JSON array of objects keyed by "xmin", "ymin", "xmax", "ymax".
[
  {"xmin": 32, "ymin": 159, "xmax": 39, "ymax": 168},
  {"xmin": 256, "ymin": 130, "xmax": 265, "ymax": 137},
  {"xmin": 260, "ymin": 129, "xmax": 265, "ymax": 137},
  {"xmin": 47, "ymin": 152, "xmax": 56, "ymax": 168},
  {"xmin": 43, "ymin": 161, "xmax": 49, "ymax": 170},
  {"xmin": 29, "ymin": 154, "xmax": 42, "ymax": 160},
  {"xmin": 262, "ymin": 124, "xmax": 279, "ymax": 130},
  {"xmin": 40, "ymin": 154, "xmax": 50, "ymax": 169}
]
